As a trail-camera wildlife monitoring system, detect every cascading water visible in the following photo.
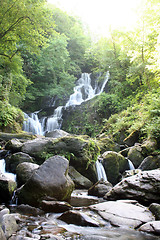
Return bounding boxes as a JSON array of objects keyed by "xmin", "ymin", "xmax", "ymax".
[
  {"xmin": 0, "ymin": 159, "xmax": 16, "ymax": 181},
  {"xmin": 23, "ymin": 112, "xmax": 43, "ymax": 135},
  {"xmin": 46, "ymin": 106, "xmax": 63, "ymax": 132},
  {"xmin": 128, "ymin": 159, "xmax": 135, "ymax": 170},
  {"xmin": 23, "ymin": 71, "xmax": 110, "ymax": 135},
  {"xmin": 95, "ymin": 160, "xmax": 107, "ymax": 181}
]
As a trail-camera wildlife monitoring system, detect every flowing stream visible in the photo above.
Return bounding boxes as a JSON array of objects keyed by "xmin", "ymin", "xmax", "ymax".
[{"xmin": 23, "ymin": 72, "xmax": 110, "ymax": 135}]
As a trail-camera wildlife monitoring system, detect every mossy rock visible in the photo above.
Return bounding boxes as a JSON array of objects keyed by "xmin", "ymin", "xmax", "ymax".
[
  {"xmin": 21, "ymin": 135, "xmax": 100, "ymax": 183},
  {"xmin": 97, "ymin": 133, "xmax": 120, "ymax": 153},
  {"xmin": 102, "ymin": 151, "xmax": 128, "ymax": 185},
  {"xmin": 127, "ymin": 145, "xmax": 144, "ymax": 168}
]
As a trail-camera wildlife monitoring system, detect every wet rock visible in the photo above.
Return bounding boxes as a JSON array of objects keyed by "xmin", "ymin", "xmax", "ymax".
[
  {"xmin": 1, "ymin": 214, "xmax": 18, "ymax": 239},
  {"xmin": 16, "ymin": 162, "xmax": 39, "ymax": 187},
  {"xmin": 90, "ymin": 200, "xmax": 154, "ymax": 228},
  {"xmin": 15, "ymin": 204, "xmax": 44, "ymax": 216},
  {"xmin": 149, "ymin": 203, "xmax": 160, "ymax": 220},
  {"xmin": 101, "ymin": 151, "xmax": 128, "ymax": 185},
  {"xmin": 45, "ymin": 129, "xmax": 70, "ymax": 138},
  {"xmin": 0, "ymin": 175, "xmax": 16, "ymax": 203},
  {"xmin": 104, "ymin": 169, "xmax": 160, "ymax": 204},
  {"xmin": 88, "ymin": 180, "xmax": 113, "ymax": 197},
  {"xmin": 127, "ymin": 145, "xmax": 144, "ymax": 168},
  {"xmin": 41, "ymin": 200, "xmax": 72, "ymax": 213},
  {"xmin": 0, "ymin": 208, "xmax": 10, "ymax": 222},
  {"xmin": 69, "ymin": 166, "xmax": 92, "ymax": 189},
  {"xmin": 58, "ymin": 210, "xmax": 99, "ymax": 227},
  {"xmin": 138, "ymin": 155, "xmax": 160, "ymax": 170},
  {"xmin": 6, "ymin": 152, "xmax": 34, "ymax": 173},
  {"xmin": 138, "ymin": 221, "xmax": 160, "ymax": 235},
  {"xmin": 18, "ymin": 156, "xmax": 74, "ymax": 206},
  {"xmin": 5, "ymin": 139, "xmax": 23, "ymax": 152}
]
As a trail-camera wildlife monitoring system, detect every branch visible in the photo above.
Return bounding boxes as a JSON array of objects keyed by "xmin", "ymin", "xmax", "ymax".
[
  {"xmin": 0, "ymin": 16, "xmax": 32, "ymax": 40},
  {"xmin": 0, "ymin": 49, "xmax": 20, "ymax": 60}
]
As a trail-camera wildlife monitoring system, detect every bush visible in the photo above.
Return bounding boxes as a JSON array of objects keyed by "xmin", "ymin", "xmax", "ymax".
[{"xmin": 0, "ymin": 101, "xmax": 24, "ymax": 133}]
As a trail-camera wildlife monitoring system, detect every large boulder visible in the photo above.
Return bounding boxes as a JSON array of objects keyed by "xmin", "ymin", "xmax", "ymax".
[
  {"xmin": 127, "ymin": 144, "xmax": 144, "ymax": 168},
  {"xmin": 21, "ymin": 136, "xmax": 99, "ymax": 182},
  {"xmin": 104, "ymin": 169, "xmax": 160, "ymax": 204},
  {"xmin": 17, "ymin": 156, "xmax": 74, "ymax": 206},
  {"xmin": 89, "ymin": 200, "xmax": 154, "ymax": 229},
  {"xmin": 16, "ymin": 162, "xmax": 39, "ymax": 187},
  {"xmin": 138, "ymin": 155, "xmax": 160, "ymax": 170},
  {"xmin": 138, "ymin": 221, "xmax": 160, "ymax": 235},
  {"xmin": 0, "ymin": 175, "xmax": 16, "ymax": 203},
  {"xmin": 5, "ymin": 152, "xmax": 34, "ymax": 173},
  {"xmin": 101, "ymin": 151, "xmax": 129, "ymax": 185}
]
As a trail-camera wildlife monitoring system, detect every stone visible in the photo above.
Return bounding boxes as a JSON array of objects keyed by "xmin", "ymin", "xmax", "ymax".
[
  {"xmin": 127, "ymin": 145, "xmax": 144, "ymax": 168},
  {"xmin": 6, "ymin": 152, "xmax": 34, "ymax": 173},
  {"xmin": 0, "ymin": 226, "xmax": 6, "ymax": 240},
  {"xmin": 141, "ymin": 139, "xmax": 158, "ymax": 155},
  {"xmin": 138, "ymin": 155, "xmax": 160, "ymax": 170},
  {"xmin": 17, "ymin": 156, "xmax": 74, "ymax": 206},
  {"xmin": 15, "ymin": 204, "xmax": 44, "ymax": 216},
  {"xmin": 97, "ymin": 135, "xmax": 120, "ymax": 153},
  {"xmin": 68, "ymin": 166, "xmax": 92, "ymax": 189},
  {"xmin": 41, "ymin": 200, "xmax": 72, "ymax": 213},
  {"xmin": 0, "ymin": 208, "xmax": 10, "ymax": 223},
  {"xmin": 138, "ymin": 221, "xmax": 160, "ymax": 235},
  {"xmin": 123, "ymin": 130, "xmax": 140, "ymax": 147},
  {"xmin": 0, "ymin": 176, "xmax": 16, "ymax": 203},
  {"xmin": 101, "ymin": 151, "xmax": 128, "ymax": 185},
  {"xmin": 45, "ymin": 129, "xmax": 70, "ymax": 138},
  {"xmin": 88, "ymin": 180, "xmax": 113, "ymax": 197},
  {"xmin": 149, "ymin": 203, "xmax": 160, "ymax": 220},
  {"xmin": 1, "ymin": 214, "xmax": 18, "ymax": 239},
  {"xmin": 5, "ymin": 139, "xmax": 23, "ymax": 152},
  {"xmin": 104, "ymin": 169, "xmax": 160, "ymax": 204},
  {"xmin": 89, "ymin": 200, "xmax": 154, "ymax": 229},
  {"xmin": 58, "ymin": 210, "xmax": 99, "ymax": 227},
  {"xmin": 16, "ymin": 162, "xmax": 39, "ymax": 187}
]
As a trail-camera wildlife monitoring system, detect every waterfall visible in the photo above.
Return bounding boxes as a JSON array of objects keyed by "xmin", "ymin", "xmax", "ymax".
[
  {"xmin": 46, "ymin": 106, "xmax": 63, "ymax": 131},
  {"xmin": 65, "ymin": 71, "xmax": 110, "ymax": 108},
  {"xmin": 0, "ymin": 159, "xmax": 16, "ymax": 181},
  {"xmin": 23, "ymin": 71, "xmax": 110, "ymax": 135},
  {"xmin": 95, "ymin": 160, "xmax": 107, "ymax": 181},
  {"xmin": 23, "ymin": 112, "xmax": 43, "ymax": 135},
  {"xmin": 128, "ymin": 159, "xmax": 135, "ymax": 170}
]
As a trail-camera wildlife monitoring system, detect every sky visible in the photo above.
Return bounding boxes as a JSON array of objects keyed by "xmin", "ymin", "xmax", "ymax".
[{"xmin": 47, "ymin": 0, "xmax": 142, "ymax": 36}]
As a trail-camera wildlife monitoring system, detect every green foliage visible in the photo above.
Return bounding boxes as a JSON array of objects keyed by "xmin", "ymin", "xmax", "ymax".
[
  {"xmin": 0, "ymin": 101, "xmax": 24, "ymax": 132},
  {"xmin": 102, "ymin": 90, "xmax": 160, "ymax": 143}
]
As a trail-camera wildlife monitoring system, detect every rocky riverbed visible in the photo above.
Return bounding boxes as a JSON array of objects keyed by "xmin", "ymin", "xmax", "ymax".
[{"xmin": 0, "ymin": 131, "xmax": 160, "ymax": 239}]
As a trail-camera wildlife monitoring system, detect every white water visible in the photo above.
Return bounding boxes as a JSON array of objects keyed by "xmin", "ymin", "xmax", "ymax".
[
  {"xmin": 23, "ymin": 72, "xmax": 110, "ymax": 135},
  {"xmin": 128, "ymin": 159, "xmax": 135, "ymax": 170},
  {"xmin": 23, "ymin": 112, "xmax": 43, "ymax": 135},
  {"xmin": 95, "ymin": 160, "xmax": 107, "ymax": 181},
  {"xmin": 65, "ymin": 71, "xmax": 110, "ymax": 108},
  {"xmin": 0, "ymin": 159, "xmax": 16, "ymax": 181},
  {"xmin": 46, "ymin": 106, "xmax": 63, "ymax": 131}
]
